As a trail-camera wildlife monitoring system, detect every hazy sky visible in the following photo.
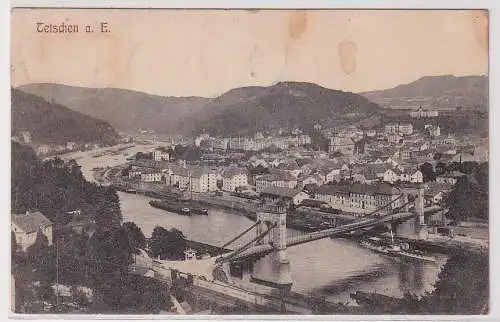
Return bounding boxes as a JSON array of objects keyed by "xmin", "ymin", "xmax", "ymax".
[{"xmin": 11, "ymin": 9, "xmax": 488, "ymax": 97}]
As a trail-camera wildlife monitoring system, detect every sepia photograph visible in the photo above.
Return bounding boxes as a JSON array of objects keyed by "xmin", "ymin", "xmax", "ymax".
[{"xmin": 10, "ymin": 8, "xmax": 489, "ymax": 316}]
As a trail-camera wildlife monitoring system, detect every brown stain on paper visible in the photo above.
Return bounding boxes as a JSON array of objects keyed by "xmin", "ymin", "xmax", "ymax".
[
  {"xmin": 338, "ymin": 39, "xmax": 357, "ymax": 75},
  {"xmin": 281, "ymin": 10, "xmax": 309, "ymax": 76},
  {"xmin": 288, "ymin": 10, "xmax": 308, "ymax": 40}
]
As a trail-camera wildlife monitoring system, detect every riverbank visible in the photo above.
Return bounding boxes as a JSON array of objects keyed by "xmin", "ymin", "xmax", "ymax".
[{"xmin": 111, "ymin": 179, "xmax": 354, "ymax": 232}]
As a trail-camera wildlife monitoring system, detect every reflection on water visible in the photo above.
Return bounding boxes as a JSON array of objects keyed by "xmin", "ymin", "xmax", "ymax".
[
  {"xmin": 70, "ymin": 147, "xmax": 446, "ymax": 305},
  {"xmin": 399, "ymin": 261, "xmax": 425, "ymax": 293}
]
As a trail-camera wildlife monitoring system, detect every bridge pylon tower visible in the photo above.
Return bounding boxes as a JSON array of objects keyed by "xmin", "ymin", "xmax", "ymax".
[
  {"xmin": 394, "ymin": 183, "xmax": 428, "ymax": 239},
  {"xmin": 250, "ymin": 206, "xmax": 292, "ymax": 294}
]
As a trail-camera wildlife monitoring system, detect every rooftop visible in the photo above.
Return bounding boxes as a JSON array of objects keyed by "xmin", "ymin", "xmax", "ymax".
[
  {"xmin": 12, "ymin": 211, "xmax": 52, "ymax": 233},
  {"xmin": 260, "ymin": 186, "xmax": 302, "ymax": 198},
  {"xmin": 222, "ymin": 167, "xmax": 247, "ymax": 178},
  {"xmin": 317, "ymin": 182, "xmax": 401, "ymax": 196}
]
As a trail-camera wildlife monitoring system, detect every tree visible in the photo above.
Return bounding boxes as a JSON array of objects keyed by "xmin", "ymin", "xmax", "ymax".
[
  {"xmin": 446, "ymin": 174, "xmax": 488, "ymax": 222},
  {"xmin": 121, "ymin": 165, "xmax": 131, "ymax": 177},
  {"xmin": 415, "ymin": 251, "xmax": 488, "ymax": 314},
  {"xmin": 460, "ymin": 161, "xmax": 479, "ymax": 175},
  {"xmin": 310, "ymin": 130, "xmax": 329, "ymax": 151},
  {"xmin": 123, "ymin": 222, "xmax": 146, "ymax": 250},
  {"xmin": 419, "ymin": 162, "xmax": 436, "ymax": 182},
  {"xmin": 135, "ymin": 152, "xmax": 152, "ymax": 160},
  {"xmin": 149, "ymin": 226, "xmax": 186, "ymax": 260},
  {"xmin": 22, "ymin": 231, "xmax": 56, "ymax": 290},
  {"xmin": 88, "ymin": 227, "xmax": 132, "ymax": 289}
]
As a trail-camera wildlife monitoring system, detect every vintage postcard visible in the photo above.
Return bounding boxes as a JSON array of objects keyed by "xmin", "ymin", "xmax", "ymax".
[{"xmin": 10, "ymin": 8, "xmax": 489, "ymax": 316}]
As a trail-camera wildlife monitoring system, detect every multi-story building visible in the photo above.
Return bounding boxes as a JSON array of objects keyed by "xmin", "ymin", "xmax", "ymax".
[
  {"xmin": 366, "ymin": 130, "xmax": 377, "ymax": 137},
  {"xmin": 410, "ymin": 106, "xmax": 439, "ymax": 118},
  {"xmin": 255, "ymin": 171, "xmax": 298, "ymax": 192},
  {"xmin": 270, "ymin": 138, "xmax": 289, "ymax": 150},
  {"xmin": 325, "ymin": 164, "xmax": 347, "ymax": 183},
  {"xmin": 167, "ymin": 166, "xmax": 218, "ymax": 193},
  {"xmin": 141, "ymin": 169, "xmax": 163, "ymax": 182},
  {"xmin": 436, "ymin": 171, "xmax": 466, "ymax": 185},
  {"xmin": 212, "ymin": 138, "xmax": 229, "ymax": 151},
  {"xmin": 287, "ymin": 135, "xmax": 312, "ymax": 147},
  {"xmin": 222, "ymin": 167, "xmax": 248, "ymax": 192},
  {"xmin": 189, "ymin": 168, "xmax": 217, "ymax": 192},
  {"xmin": 383, "ymin": 168, "xmax": 423, "ymax": 183},
  {"xmin": 152, "ymin": 147, "xmax": 170, "ymax": 161},
  {"xmin": 383, "ymin": 168, "xmax": 401, "ymax": 183},
  {"xmin": 36, "ymin": 145, "xmax": 51, "ymax": 155},
  {"xmin": 228, "ymin": 137, "xmax": 247, "ymax": 151},
  {"xmin": 195, "ymin": 134, "xmax": 210, "ymax": 147},
  {"xmin": 12, "ymin": 211, "xmax": 53, "ymax": 251},
  {"xmin": 260, "ymin": 187, "xmax": 309, "ymax": 207},
  {"xmin": 315, "ymin": 182, "xmax": 406, "ymax": 215},
  {"xmin": 387, "ymin": 134, "xmax": 403, "ymax": 144},
  {"xmin": 425, "ymin": 125, "xmax": 441, "ymax": 137},
  {"xmin": 384, "ymin": 124, "xmax": 414, "ymax": 135},
  {"xmin": 409, "ymin": 170, "xmax": 424, "ymax": 183},
  {"xmin": 329, "ymin": 137, "xmax": 355, "ymax": 155}
]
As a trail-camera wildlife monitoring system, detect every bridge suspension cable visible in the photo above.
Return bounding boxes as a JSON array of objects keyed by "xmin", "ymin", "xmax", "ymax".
[
  {"xmin": 284, "ymin": 198, "xmax": 417, "ymax": 248},
  {"xmin": 220, "ymin": 222, "xmax": 277, "ymax": 263},
  {"xmin": 220, "ymin": 220, "xmax": 261, "ymax": 249},
  {"xmin": 363, "ymin": 193, "xmax": 406, "ymax": 219}
]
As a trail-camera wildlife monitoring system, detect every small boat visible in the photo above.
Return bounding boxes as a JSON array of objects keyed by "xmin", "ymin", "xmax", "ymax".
[
  {"xmin": 360, "ymin": 239, "xmax": 391, "ymax": 255},
  {"xmin": 396, "ymin": 250, "xmax": 437, "ymax": 263},
  {"xmin": 360, "ymin": 232, "xmax": 437, "ymax": 263}
]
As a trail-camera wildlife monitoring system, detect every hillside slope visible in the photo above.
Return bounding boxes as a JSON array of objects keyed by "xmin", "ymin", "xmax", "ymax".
[
  {"xmin": 180, "ymin": 81, "xmax": 384, "ymax": 136},
  {"xmin": 361, "ymin": 75, "xmax": 488, "ymax": 112},
  {"xmin": 18, "ymin": 83, "xmax": 209, "ymax": 134},
  {"xmin": 11, "ymin": 88, "xmax": 119, "ymax": 145}
]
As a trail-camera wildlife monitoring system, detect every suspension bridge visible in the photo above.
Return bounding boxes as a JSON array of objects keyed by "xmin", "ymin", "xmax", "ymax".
[{"xmin": 136, "ymin": 183, "xmax": 445, "ymax": 295}]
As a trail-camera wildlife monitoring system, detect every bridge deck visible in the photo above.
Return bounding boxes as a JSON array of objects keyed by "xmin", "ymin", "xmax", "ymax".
[{"xmin": 227, "ymin": 211, "xmax": 416, "ymax": 261}]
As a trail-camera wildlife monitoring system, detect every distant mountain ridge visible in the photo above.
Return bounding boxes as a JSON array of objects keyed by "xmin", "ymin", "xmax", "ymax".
[
  {"xmin": 11, "ymin": 88, "xmax": 119, "ymax": 145},
  {"xmin": 361, "ymin": 75, "xmax": 488, "ymax": 112},
  {"xmin": 19, "ymin": 82, "xmax": 384, "ymax": 136},
  {"xmin": 18, "ymin": 83, "xmax": 209, "ymax": 134}
]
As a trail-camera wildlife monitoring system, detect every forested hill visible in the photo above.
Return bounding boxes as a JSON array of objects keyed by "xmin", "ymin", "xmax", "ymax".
[
  {"xmin": 11, "ymin": 140, "xmax": 122, "ymax": 227},
  {"xmin": 179, "ymin": 81, "xmax": 384, "ymax": 136},
  {"xmin": 19, "ymin": 82, "xmax": 384, "ymax": 136},
  {"xmin": 11, "ymin": 88, "xmax": 120, "ymax": 145},
  {"xmin": 11, "ymin": 141, "xmax": 174, "ymax": 314},
  {"xmin": 18, "ymin": 83, "xmax": 208, "ymax": 135}
]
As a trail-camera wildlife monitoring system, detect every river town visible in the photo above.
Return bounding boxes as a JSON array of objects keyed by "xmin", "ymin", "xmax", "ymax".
[{"xmin": 41, "ymin": 121, "xmax": 488, "ymax": 312}]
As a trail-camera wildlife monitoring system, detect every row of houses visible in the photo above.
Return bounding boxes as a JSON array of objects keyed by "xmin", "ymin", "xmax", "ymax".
[
  {"xmin": 129, "ymin": 161, "xmax": 248, "ymax": 193},
  {"xmin": 195, "ymin": 134, "xmax": 312, "ymax": 152},
  {"xmin": 255, "ymin": 178, "xmax": 452, "ymax": 216},
  {"xmin": 315, "ymin": 182, "xmax": 407, "ymax": 215}
]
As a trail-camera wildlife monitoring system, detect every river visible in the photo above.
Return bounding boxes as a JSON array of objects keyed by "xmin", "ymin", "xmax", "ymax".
[{"xmin": 63, "ymin": 144, "xmax": 447, "ymax": 305}]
